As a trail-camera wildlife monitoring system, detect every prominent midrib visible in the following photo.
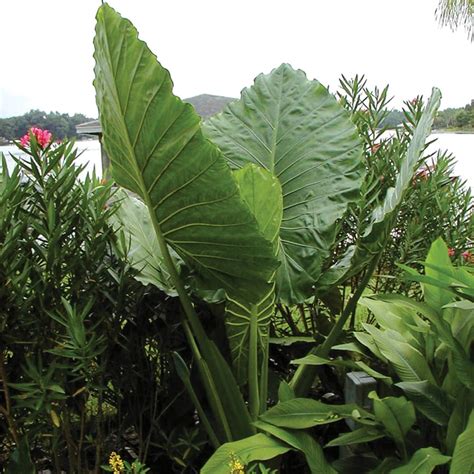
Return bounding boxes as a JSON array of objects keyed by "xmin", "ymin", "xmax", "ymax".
[
  {"xmin": 99, "ymin": 19, "xmax": 202, "ymax": 335},
  {"xmin": 100, "ymin": 19, "xmax": 146, "ymax": 200},
  {"xmin": 268, "ymin": 70, "xmax": 284, "ymax": 175}
]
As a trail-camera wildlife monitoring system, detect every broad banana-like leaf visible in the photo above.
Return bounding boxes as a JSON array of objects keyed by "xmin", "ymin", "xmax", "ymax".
[
  {"xmin": 110, "ymin": 190, "xmax": 178, "ymax": 295},
  {"xmin": 325, "ymin": 426, "xmax": 385, "ymax": 448},
  {"xmin": 446, "ymin": 388, "xmax": 471, "ymax": 454},
  {"xmin": 94, "ymin": 4, "xmax": 277, "ymax": 304},
  {"xmin": 423, "ymin": 237, "xmax": 454, "ymax": 310},
  {"xmin": 226, "ymin": 164, "xmax": 282, "ymax": 388},
  {"xmin": 204, "ymin": 64, "xmax": 364, "ymax": 304},
  {"xmin": 318, "ymin": 88, "xmax": 442, "ymax": 291}
]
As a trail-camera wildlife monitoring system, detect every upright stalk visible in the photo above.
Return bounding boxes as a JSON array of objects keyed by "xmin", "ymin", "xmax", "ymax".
[
  {"xmin": 290, "ymin": 255, "xmax": 380, "ymax": 396},
  {"xmin": 248, "ymin": 305, "xmax": 260, "ymax": 420},
  {"xmin": 143, "ymin": 194, "xmax": 232, "ymax": 442},
  {"xmin": 0, "ymin": 350, "xmax": 19, "ymax": 444}
]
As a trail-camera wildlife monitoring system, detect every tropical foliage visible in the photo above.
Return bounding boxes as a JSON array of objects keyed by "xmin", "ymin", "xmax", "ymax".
[
  {"xmin": 205, "ymin": 238, "xmax": 473, "ymax": 472},
  {"xmin": 1, "ymin": 3, "xmax": 473, "ymax": 473}
]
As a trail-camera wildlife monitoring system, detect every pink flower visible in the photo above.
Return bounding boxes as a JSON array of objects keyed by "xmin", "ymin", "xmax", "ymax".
[
  {"xmin": 462, "ymin": 251, "xmax": 472, "ymax": 262},
  {"xmin": 20, "ymin": 127, "xmax": 52, "ymax": 149},
  {"xmin": 448, "ymin": 248, "xmax": 455, "ymax": 257}
]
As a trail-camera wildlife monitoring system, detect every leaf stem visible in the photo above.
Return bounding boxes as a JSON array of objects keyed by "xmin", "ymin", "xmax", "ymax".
[
  {"xmin": 290, "ymin": 255, "xmax": 380, "ymax": 396},
  {"xmin": 248, "ymin": 304, "xmax": 260, "ymax": 420},
  {"xmin": 0, "ymin": 350, "xmax": 19, "ymax": 444},
  {"xmin": 142, "ymin": 194, "xmax": 232, "ymax": 442}
]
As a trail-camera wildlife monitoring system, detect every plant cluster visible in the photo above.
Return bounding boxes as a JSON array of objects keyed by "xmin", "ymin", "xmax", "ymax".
[
  {"xmin": 1, "ymin": 3, "xmax": 473, "ymax": 473},
  {"xmin": 0, "ymin": 133, "xmax": 211, "ymax": 472}
]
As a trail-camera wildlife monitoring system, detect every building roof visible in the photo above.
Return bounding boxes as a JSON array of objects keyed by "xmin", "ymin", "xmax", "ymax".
[
  {"xmin": 76, "ymin": 120, "xmax": 102, "ymax": 135},
  {"xmin": 76, "ymin": 94, "xmax": 235, "ymax": 135}
]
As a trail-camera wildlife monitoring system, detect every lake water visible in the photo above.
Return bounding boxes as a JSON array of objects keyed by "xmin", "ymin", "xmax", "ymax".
[{"xmin": 1, "ymin": 133, "xmax": 473, "ymax": 191}]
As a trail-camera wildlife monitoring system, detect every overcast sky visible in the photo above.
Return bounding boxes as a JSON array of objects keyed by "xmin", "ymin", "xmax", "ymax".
[{"xmin": 1, "ymin": 0, "xmax": 472, "ymax": 118}]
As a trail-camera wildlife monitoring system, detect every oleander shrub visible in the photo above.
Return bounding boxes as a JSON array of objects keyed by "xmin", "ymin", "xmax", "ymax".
[{"xmin": 0, "ymin": 135, "xmax": 206, "ymax": 473}]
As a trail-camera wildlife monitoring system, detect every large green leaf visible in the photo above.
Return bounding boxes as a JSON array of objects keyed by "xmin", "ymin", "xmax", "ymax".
[
  {"xmin": 204, "ymin": 64, "xmax": 364, "ymax": 304},
  {"xmin": 318, "ymin": 89, "xmax": 442, "ymax": 291},
  {"xmin": 423, "ymin": 238, "xmax": 454, "ymax": 308},
  {"xmin": 390, "ymin": 447, "xmax": 450, "ymax": 474},
  {"xmin": 225, "ymin": 164, "xmax": 282, "ymax": 387},
  {"xmin": 450, "ymin": 410, "xmax": 474, "ymax": 474},
  {"xmin": 446, "ymin": 388, "xmax": 472, "ymax": 454},
  {"xmin": 94, "ymin": 3, "xmax": 277, "ymax": 303},
  {"xmin": 201, "ymin": 433, "xmax": 290, "ymax": 474},
  {"xmin": 359, "ymin": 296, "xmax": 428, "ymax": 351}
]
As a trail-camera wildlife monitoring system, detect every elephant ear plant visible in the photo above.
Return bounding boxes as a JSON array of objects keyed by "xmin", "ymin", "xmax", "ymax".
[
  {"xmin": 94, "ymin": 1, "xmax": 363, "ymax": 432},
  {"xmin": 93, "ymin": 2, "xmax": 442, "ymax": 464}
]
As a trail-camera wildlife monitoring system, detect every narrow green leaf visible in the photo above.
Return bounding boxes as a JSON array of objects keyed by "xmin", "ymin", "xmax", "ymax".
[
  {"xmin": 396, "ymin": 381, "xmax": 452, "ymax": 426},
  {"xmin": 254, "ymin": 420, "xmax": 336, "ymax": 474},
  {"xmin": 6, "ymin": 438, "xmax": 35, "ymax": 474},
  {"xmin": 172, "ymin": 352, "xmax": 220, "ymax": 448},
  {"xmin": 260, "ymin": 398, "xmax": 366, "ymax": 429},
  {"xmin": 278, "ymin": 381, "xmax": 295, "ymax": 403},
  {"xmin": 450, "ymin": 410, "xmax": 474, "ymax": 474},
  {"xmin": 318, "ymin": 88, "xmax": 442, "ymax": 290},
  {"xmin": 325, "ymin": 426, "xmax": 385, "ymax": 447},
  {"xmin": 390, "ymin": 447, "xmax": 450, "ymax": 474}
]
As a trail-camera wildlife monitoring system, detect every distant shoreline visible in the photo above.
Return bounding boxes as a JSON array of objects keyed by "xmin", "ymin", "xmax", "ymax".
[{"xmin": 432, "ymin": 129, "xmax": 474, "ymax": 134}]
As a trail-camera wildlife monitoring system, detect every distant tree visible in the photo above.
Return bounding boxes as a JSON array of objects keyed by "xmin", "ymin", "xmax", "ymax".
[
  {"xmin": 456, "ymin": 110, "xmax": 470, "ymax": 127},
  {"xmin": 436, "ymin": 0, "xmax": 474, "ymax": 41},
  {"xmin": 380, "ymin": 109, "xmax": 404, "ymax": 128},
  {"xmin": 0, "ymin": 110, "xmax": 95, "ymax": 142}
]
